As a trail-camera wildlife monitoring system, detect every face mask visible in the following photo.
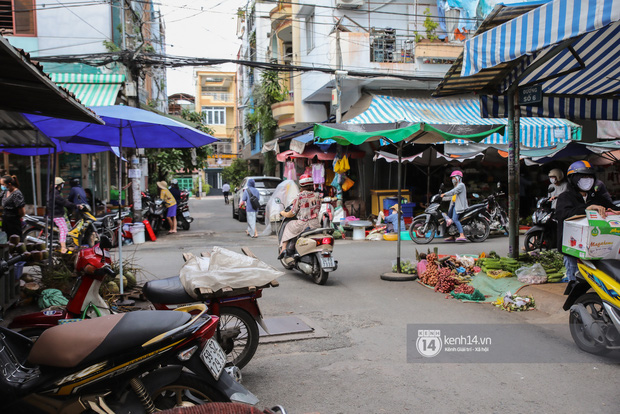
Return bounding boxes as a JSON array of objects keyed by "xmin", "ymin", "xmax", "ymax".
[
  {"xmin": 1, "ymin": 185, "xmax": 6, "ymax": 191},
  {"xmin": 451, "ymin": 178, "xmax": 458, "ymax": 186},
  {"xmin": 577, "ymin": 177, "xmax": 595, "ymax": 192},
  {"xmin": 549, "ymin": 177, "xmax": 556, "ymax": 184}
]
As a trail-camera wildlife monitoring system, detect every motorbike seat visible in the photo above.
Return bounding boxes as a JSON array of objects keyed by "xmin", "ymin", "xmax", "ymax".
[
  {"xmin": 28, "ymin": 311, "xmax": 190, "ymax": 368},
  {"xmin": 592, "ymin": 260, "xmax": 620, "ymax": 284},
  {"xmin": 143, "ymin": 276, "xmax": 195, "ymax": 304},
  {"xmin": 300, "ymin": 227, "xmax": 334, "ymax": 237}
]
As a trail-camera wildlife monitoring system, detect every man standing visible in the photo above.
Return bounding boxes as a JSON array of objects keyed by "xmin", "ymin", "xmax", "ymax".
[{"xmin": 240, "ymin": 179, "xmax": 259, "ymax": 238}]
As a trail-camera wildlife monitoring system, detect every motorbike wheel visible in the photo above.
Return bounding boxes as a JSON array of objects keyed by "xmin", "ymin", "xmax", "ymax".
[
  {"xmin": 524, "ymin": 231, "xmax": 543, "ymax": 252},
  {"xmin": 409, "ymin": 217, "xmax": 436, "ymax": 244},
  {"xmin": 569, "ymin": 293, "xmax": 612, "ymax": 355},
  {"xmin": 150, "ymin": 372, "xmax": 227, "ymax": 408},
  {"xmin": 467, "ymin": 217, "xmax": 490, "ymax": 243},
  {"xmin": 179, "ymin": 215, "xmax": 190, "ymax": 230},
  {"xmin": 23, "ymin": 227, "xmax": 43, "ymax": 242},
  {"xmin": 150, "ymin": 217, "xmax": 162, "ymax": 236},
  {"xmin": 312, "ymin": 268, "xmax": 329, "ymax": 285},
  {"xmin": 218, "ymin": 307, "xmax": 259, "ymax": 369}
]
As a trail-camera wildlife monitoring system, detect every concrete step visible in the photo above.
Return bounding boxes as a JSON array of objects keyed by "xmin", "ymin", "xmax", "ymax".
[{"xmin": 518, "ymin": 282, "xmax": 569, "ymax": 315}]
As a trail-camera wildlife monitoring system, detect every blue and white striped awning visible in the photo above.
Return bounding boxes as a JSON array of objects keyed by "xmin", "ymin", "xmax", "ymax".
[
  {"xmin": 345, "ymin": 95, "xmax": 581, "ymax": 147},
  {"xmin": 50, "ymin": 73, "xmax": 126, "ymax": 107},
  {"xmin": 455, "ymin": 0, "xmax": 620, "ymax": 120}
]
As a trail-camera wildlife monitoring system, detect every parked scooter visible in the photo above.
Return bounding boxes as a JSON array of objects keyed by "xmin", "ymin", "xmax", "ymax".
[
  {"xmin": 142, "ymin": 191, "xmax": 166, "ymax": 236},
  {"xmin": 319, "ymin": 197, "xmax": 335, "ymax": 228},
  {"xmin": 523, "ymin": 193, "xmax": 556, "ymax": 252},
  {"xmin": 22, "ymin": 205, "xmax": 99, "ymax": 248},
  {"xmin": 409, "ymin": 184, "xmax": 491, "ymax": 244},
  {"xmin": 9, "ymin": 236, "xmax": 264, "ymax": 370},
  {"xmin": 1, "ymin": 301, "xmax": 258, "ymax": 412},
  {"xmin": 484, "ymin": 183, "xmax": 508, "ymax": 233},
  {"xmin": 274, "ymin": 198, "xmax": 338, "ymax": 285},
  {"xmin": 176, "ymin": 189, "xmax": 193, "ymax": 230},
  {"xmin": 562, "ymin": 259, "xmax": 620, "ymax": 356}
]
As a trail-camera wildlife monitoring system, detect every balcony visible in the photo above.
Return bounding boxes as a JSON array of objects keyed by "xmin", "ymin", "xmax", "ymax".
[
  {"xmin": 270, "ymin": 2, "xmax": 292, "ymax": 31},
  {"xmin": 415, "ymin": 39, "xmax": 463, "ymax": 60},
  {"xmin": 271, "ymin": 100, "xmax": 295, "ymax": 130},
  {"xmin": 200, "ymin": 92, "xmax": 234, "ymax": 102}
]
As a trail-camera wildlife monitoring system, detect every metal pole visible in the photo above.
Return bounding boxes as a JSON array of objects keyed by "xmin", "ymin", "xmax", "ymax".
[
  {"xmin": 48, "ymin": 148, "xmax": 56, "ymax": 265},
  {"xmin": 118, "ymin": 128, "xmax": 124, "ymax": 295},
  {"xmin": 30, "ymin": 156, "xmax": 37, "ymax": 210},
  {"xmin": 507, "ymin": 87, "xmax": 520, "ymax": 258},
  {"xmin": 396, "ymin": 141, "xmax": 403, "ymax": 273}
]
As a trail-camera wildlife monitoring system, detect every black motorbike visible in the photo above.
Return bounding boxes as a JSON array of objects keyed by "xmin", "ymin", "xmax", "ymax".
[
  {"xmin": 142, "ymin": 191, "xmax": 166, "ymax": 236},
  {"xmin": 523, "ymin": 194, "xmax": 556, "ymax": 252},
  {"xmin": 0, "ymin": 252, "xmax": 258, "ymax": 412},
  {"xmin": 176, "ymin": 190, "xmax": 193, "ymax": 231},
  {"xmin": 409, "ymin": 185, "xmax": 491, "ymax": 244}
]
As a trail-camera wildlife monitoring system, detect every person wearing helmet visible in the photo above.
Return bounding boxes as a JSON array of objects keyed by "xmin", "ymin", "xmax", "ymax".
[
  {"xmin": 169, "ymin": 179, "xmax": 181, "ymax": 204},
  {"xmin": 278, "ymin": 174, "xmax": 320, "ymax": 259},
  {"xmin": 441, "ymin": 170, "xmax": 468, "ymax": 242},
  {"xmin": 47, "ymin": 177, "xmax": 84, "ymax": 254},
  {"xmin": 556, "ymin": 160, "xmax": 619, "ymax": 281},
  {"xmin": 547, "ymin": 168, "xmax": 567, "ymax": 209}
]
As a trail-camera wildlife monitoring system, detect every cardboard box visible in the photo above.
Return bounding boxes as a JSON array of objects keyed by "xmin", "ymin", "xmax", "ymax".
[{"xmin": 562, "ymin": 211, "xmax": 620, "ymax": 259}]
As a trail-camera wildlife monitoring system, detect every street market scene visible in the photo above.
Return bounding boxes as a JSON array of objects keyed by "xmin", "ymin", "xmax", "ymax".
[{"xmin": 0, "ymin": 0, "xmax": 619, "ymax": 413}]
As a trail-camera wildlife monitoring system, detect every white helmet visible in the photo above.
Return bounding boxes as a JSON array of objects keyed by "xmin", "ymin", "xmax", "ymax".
[{"xmin": 299, "ymin": 174, "xmax": 313, "ymax": 186}]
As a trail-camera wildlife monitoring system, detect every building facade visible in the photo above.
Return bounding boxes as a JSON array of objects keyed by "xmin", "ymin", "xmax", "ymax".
[{"xmin": 195, "ymin": 68, "xmax": 238, "ymax": 193}]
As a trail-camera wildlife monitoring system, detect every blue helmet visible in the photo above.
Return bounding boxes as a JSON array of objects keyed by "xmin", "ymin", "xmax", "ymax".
[{"xmin": 567, "ymin": 160, "xmax": 594, "ymax": 176}]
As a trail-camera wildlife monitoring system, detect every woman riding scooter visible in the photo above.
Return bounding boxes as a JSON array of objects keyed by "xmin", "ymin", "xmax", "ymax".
[
  {"xmin": 441, "ymin": 170, "xmax": 468, "ymax": 242},
  {"xmin": 278, "ymin": 175, "xmax": 320, "ymax": 259}
]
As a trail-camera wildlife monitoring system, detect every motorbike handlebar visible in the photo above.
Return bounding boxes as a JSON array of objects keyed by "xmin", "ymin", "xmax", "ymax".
[
  {"xmin": 94, "ymin": 265, "xmax": 116, "ymax": 277},
  {"xmin": 0, "ymin": 252, "xmax": 31, "ymax": 273}
]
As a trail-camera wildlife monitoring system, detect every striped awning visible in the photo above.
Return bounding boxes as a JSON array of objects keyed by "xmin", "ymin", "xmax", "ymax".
[
  {"xmin": 345, "ymin": 95, "xmax": 581, "ymax": 147},
  {"xmin": 50, "ymin": 73, "xmax": 125, "ymax": 106},
  {"xmin": 436, "ymin": 0, "xmax": 620, "ymax": 120}
]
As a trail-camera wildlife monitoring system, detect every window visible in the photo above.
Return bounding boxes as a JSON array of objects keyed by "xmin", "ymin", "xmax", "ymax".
[
  {"xmin": 0, "ymin": 0, "xmax": 36, "ymax": 36},
  {"xmin": 305, "ymin": 13, "xmax": 314, "ymax": 52},
  {"xmin": 202, "ymin": 107, "xmax": 226, "ymax": 125}
]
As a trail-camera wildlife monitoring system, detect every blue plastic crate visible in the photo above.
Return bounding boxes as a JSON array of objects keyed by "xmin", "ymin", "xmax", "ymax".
[
  {"xmin": 382, "ymin": 197, "xmax": 399, "ymax": 210},
  {"xmin": 401, "ymin": 202, "xmax": 417, "ymax": 217}
]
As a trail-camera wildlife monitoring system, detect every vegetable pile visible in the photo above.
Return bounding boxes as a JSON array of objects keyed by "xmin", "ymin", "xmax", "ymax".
[
  {"xmin": 392, "ymin": 260, "xmax": 417, "ymax": 275},
  {"xmin": 417, "ymin": 250, "xmax": 484, "ymax": 300},
  {"xmin": 476, "ymin": 250, "xmax": 566, "ymax": 283}
]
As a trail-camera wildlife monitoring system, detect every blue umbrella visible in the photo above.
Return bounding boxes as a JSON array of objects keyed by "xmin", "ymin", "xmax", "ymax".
[
  {"xmin": 22, "ymin": 105, "xmax": 218, "ymax": 148},
  {"xmin": 21, "ymin": 106, "xmax": 218, "ymax": 297}
]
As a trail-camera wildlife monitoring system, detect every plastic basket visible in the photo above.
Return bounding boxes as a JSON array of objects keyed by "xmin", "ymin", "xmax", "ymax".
[
  {"xmin": 401, "ymin": 202, "xmax": 417, "ymax": 217},
  {"xmin": 383, "ymin": 197, "xmax": 399, "ymax": 210}
]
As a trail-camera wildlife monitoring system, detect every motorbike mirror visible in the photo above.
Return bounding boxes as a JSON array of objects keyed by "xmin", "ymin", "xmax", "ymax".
[
  {"xmin": 472, "ymin": 193, "xmax": 480, "ymax": 198},
  {"xmin": 497, "ymin": 182, "xmax": 501, "ymax": 189},
  {"xmin": 99, "ymin": 235, "xmax": 113, "ymax": 249},
  {"xmin": 274, "ymin": 197, "xmax": 282, "ymax": 204},
  {"xmin": 439, "ymin": 183, "xmax": 445, "ymax": 191}
]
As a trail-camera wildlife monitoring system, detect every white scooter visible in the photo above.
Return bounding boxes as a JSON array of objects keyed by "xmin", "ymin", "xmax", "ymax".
[{"xmin": 274, "ymin": 198, "xmax": 338, "ymax": 285}]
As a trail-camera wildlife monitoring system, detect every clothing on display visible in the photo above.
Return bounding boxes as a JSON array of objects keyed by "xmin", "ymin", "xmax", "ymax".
[
  {"xmin": 284, "ymin": 161, "xmax": 297, "ymax": 181},
  {"xmin": 312, "ymin": 163, "xmax": 325, "ymax": 185}
]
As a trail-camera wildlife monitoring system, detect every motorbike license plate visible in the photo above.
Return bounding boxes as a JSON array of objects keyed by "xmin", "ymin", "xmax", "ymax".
[
  {"xmin": 320, "ymin": 257, "xmax": 334, "ymax": 268},
  {"xmin": 200, "ymin": 338, "xmax": 227, "ymax": 380},
  {"xmin": 182, "ymin": 211, "xmax": 190, "ymax": 218}
]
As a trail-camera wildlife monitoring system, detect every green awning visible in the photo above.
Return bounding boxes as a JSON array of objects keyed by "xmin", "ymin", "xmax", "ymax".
[
  {"xmin": 314, "ymin": 123, "xmax": 506, "ymax": 146},
  {"xmin": 50, "ymin": 73, "xmax": 125, "ymax": 106}
]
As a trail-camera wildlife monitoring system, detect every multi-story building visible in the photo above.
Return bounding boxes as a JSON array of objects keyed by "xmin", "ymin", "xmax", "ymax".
[
  {"xmin": 236, "ymin": 0, "xmax": 467, "ymax": 161},
  {"xmin": 1, "ymin": 0, "xmax": 166, "ymax": 208},
  {"xmin": 195, "ymin": 68, "xmax": 238, "ymax": 192}
]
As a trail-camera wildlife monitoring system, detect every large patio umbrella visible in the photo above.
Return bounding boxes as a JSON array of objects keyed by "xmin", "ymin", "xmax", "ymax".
[
  {"xmin": 22, "ymin": 106, "xmax": 218, "ymax": 296},
  {"xmin": 314, "ymin": 122, "xmax": 505, "ymax": 272}
]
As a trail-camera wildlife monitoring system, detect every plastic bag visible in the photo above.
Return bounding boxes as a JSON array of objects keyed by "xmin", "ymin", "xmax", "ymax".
[
  {"xmin": 180, "ymin": 247, "xmax": 285, "ymax": 298},
  {"xmin": 261, "ymin": 180, "xmax": 299, "ymax": 236},
  {"xmin": 342, "ymin": 176, "xmax": 355, "ymax": 191},
  {"xmin": 515, "ymin": 263, "xmax": 547, "ymax": 284}
]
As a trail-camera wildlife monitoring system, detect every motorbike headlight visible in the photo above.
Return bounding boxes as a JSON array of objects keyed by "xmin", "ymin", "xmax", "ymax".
[{"xmin": 540, "ymin": 213, "xmax": 551, "ymax": 224}]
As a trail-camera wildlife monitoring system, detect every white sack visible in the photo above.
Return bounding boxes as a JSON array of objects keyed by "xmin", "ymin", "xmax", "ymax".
[
  {"xmin": 262, "ymin": 180, "xmax": 300, "ymax": 236},
  {"xmin": 180, "ymin": 247, "xmax": 285, "ymax": 298}
]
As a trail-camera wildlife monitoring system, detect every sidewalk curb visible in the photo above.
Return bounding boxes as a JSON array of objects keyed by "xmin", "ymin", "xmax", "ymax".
[{"xmin": 517, "ymin": 283, "xmax": 567, "ymax": 316}]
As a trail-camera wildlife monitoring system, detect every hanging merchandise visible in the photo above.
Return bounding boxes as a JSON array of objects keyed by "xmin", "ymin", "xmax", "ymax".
[
  {"xmin": 342, "ymin": 155, "xmax": 350, "ymax": 171},
  {"xmin": 284, "ymin": 161, "xmax": 297, "ymax": 181},
  {"xmin": 331, "ymin": 173, "xmax": 341, "ymax": 191},
  {"xmin": 342, "ymin": 176, "xmax": 355, "ymax": 192},
  {"xmin": 334, "ymin": 157, "xmax": 346, "ymax": 174},
  {"xmin": 312, "ymin": 163, "xmax": 325, "ymax": 185},
  {"xmin": 303, "ymin": 164, "xmax": 312, "ymax": 177}
]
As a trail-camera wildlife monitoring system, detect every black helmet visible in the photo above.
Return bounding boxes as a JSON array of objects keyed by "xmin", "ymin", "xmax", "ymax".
[{"xmin": 70, "ymin": 178, "xmax": 81, "ymax": 187}]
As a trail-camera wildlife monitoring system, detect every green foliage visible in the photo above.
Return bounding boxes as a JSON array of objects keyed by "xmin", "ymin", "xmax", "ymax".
[
  {"xmin": 244, "ymin": 70, "xmax": 286, "ymax": 137},
  {"xmin": 181, "ymin": 109, "xmax": 215, "ymax": 135},
  {"xmin": 193, "ymin": 176, "xmax": 210, "ymax": 195},
  {"xmin": 263, "ymin": 150, "xmax": 276, "ymax": 176},
  {"xmin": 222, "ymin": 158, "xmax": 250, "ymax": 188},
  {"xmin": 143, "ymin": 43, "xmax": 155, "ymax": 53},
  {"xmin": 103, "ymin": 40, "xmax": 121, "ymax": 52},
  {"xmin": 423, "ymin": 8, "xmax": 439, "ymax": 41},
  {"xmin": 146, "ymin": 147, "xmax": 214, "ymax": 182}
]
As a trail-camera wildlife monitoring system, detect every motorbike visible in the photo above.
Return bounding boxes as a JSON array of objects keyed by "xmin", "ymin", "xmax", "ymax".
[
  {"xmin": 22, "ymin": 205, "xmax": 100, "ymax": 249},
  {"xmin": 9, "ymin": 236, "xmax": 263, "ymax": 370},
  {"xmin": 523, "ymin": 194, "xmax": 556, "ymax": 252},
  {"xmin": 274, "ymin": 198, "xmax": 338, "ymax": 285},
  {"xmin": 319, "ymin": 197, "xmax": 336, "ymax": 228},
  {"xmin": 1, "ymin": 301, "xmax": 258, "ymax": 413},
  {"xmin": 409, "ymin": 185, "xmax": 491, "ymax": 244},
  {"xmin": 142, "ymin": 192, "xmax": 166, "ymax": 236},
  {"xmin": 562, "ymin": 259, "xmax": 620, "ymax": 356},
  {"xmin": 484, "ymin": 183, "xmax": 508, "ymax": 233},
  {"xmin": 176, "ymin": 189, "xmax": 193, "ymax": 230}
]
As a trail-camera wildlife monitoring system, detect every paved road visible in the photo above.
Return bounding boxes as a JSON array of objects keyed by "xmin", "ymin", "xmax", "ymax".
[{"xmin": 86, "ymin": 198, "xmax": 620, "ymax": 412}]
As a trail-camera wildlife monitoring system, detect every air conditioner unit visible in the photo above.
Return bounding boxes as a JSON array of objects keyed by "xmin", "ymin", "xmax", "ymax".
[{"xmin": 336, "ymin": 0, "xmax": 364, "ymax": 9}]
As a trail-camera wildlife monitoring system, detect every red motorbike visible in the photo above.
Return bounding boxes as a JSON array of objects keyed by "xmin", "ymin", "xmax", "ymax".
[{"xmin": 9, "ymin": 236, "xmax": 265, "ymax": 369}]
